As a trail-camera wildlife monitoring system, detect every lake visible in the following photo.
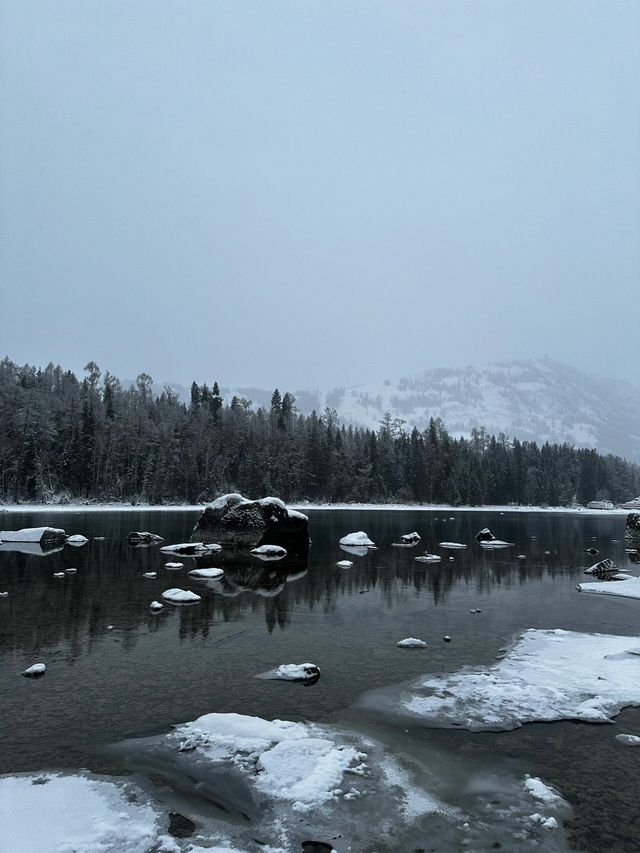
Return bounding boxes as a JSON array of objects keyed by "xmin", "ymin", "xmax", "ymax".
[{"xmin": 1, "ymin": 508, "xmax": 639, "ymax": 852}]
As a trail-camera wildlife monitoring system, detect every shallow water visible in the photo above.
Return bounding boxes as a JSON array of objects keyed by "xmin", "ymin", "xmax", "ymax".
[{"xmin": 1, "ymin": 508, "xmax": 639, "ymax": 851}]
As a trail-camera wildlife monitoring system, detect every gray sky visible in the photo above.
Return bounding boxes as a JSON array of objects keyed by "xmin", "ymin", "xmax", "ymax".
[{"xmin": 1, "ymin": 1, "xmax": 638, "ymax": 391}]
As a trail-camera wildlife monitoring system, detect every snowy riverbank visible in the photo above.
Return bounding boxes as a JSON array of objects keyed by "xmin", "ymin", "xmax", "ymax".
[{"xmin": 0, "ymin": 501, "xmax": 634, "ymax": 516}]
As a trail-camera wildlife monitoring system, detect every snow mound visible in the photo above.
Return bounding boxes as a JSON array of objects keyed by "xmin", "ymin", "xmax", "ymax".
[
  {"xmin": 0, "ymin": 772, "xmax": 160, "ymax": 853},
  {"xmin": 397, "ymin": 638, "xmax": 427, "ymax": 648},
  {"xmin": 400, "ymin": 629, "xmax": 640, "ymax": 730},
  {"xmin": 173, "ymin": 712, "xmax": 364, "ymax": 812},
  {"xmin": 616, "ymin": 734, "xmax": 640, "ymax": 746},
  {"xmin": 336, "ymin": 560, "xmax": 353, "ymax": 568},
  {"xmin": 339, "ymin": 531, "xmax": 375, "ymax": 547},
  {"xmin": 188, "ymin": 568, "xmax": 224, "ymax": 579},
  {"xmin": 162, "ymin": 588, "xmax": 201, "ymax": 604},
  {"xmin": 578, "ymin": 577, "xmax": 640, "ymax": 599},
  {"xmin": 524, "ymin": 776, "xmax": 563, "ymax": 805}
]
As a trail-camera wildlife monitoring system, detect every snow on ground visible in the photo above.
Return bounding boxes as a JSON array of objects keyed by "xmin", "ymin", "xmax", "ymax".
[
  {"xmin": 578, "ymin": 577, "xmax": 640, "ymax": 600},
  {"xmin": 161, "ymin": 588, "xmax": 201, "ymax": 604},
  {"xmin": 0, "ymin": 772, "xmax": 161, "ymax": 853},
  {"xmin": 398, "ymin": 629, "xmax": 640, "ymax": 730},
  {"xmin": 1, "ymin": 501, "xmax": 634, "ymax": 515}
]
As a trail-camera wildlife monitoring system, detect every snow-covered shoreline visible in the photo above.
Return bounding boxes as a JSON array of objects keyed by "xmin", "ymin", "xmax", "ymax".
[{"xmin": 0, "ymin": 501, "xmax": 633, "ymax": 516}]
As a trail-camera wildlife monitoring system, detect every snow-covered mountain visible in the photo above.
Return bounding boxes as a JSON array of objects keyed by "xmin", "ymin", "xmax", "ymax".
[{"xmin": 221, "ymin": 359, "xmax": 640, "ymax": 463}]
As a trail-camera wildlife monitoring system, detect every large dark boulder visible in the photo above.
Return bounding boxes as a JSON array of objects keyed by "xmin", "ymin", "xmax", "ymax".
[
  {"xmin": 190, "ymin": 493, "xmax": 309, "ymax": 553},
  {"xmin": 626, "ymin": 513, "xmax": 640, "ymax": 543}
]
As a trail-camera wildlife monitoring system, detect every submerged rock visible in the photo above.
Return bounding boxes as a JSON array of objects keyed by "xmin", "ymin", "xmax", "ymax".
[{"xmin": 191, "ymin": 493, "xmax": 309, "ymax": 553}]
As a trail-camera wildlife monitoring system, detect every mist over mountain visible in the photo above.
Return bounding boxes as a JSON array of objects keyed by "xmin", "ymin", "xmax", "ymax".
[{"xmin": 217, "ymin": 359, "xmax": 640, "ymax": 463}]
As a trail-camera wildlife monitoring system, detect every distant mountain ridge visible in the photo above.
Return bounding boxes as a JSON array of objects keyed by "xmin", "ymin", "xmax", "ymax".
[{"xmin": 218, "ymin": 359, "xmax": 640, "ymax": 463}]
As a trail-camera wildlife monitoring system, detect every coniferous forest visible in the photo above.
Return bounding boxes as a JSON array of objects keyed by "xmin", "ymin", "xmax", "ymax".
[{"xmin": 1, "ymin": 357, "xmax": 638, "ymax": 506}]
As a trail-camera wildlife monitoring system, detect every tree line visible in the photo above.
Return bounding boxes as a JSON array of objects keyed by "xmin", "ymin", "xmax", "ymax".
[{"xmin": 1, "ymin": 357, "xmax": 638, "ymax": 506}]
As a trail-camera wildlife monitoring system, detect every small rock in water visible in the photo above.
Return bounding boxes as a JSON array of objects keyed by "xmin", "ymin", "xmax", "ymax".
[
  {"xmin": 168, "ymin": 812, "xmax": 196, "ymax": 838},
  {"xmin": 143, "ymin": 572, "xmax": 157, "ymax": 578},
  {"xmin": 517, "ymin": 554, "xmax": 527, "ymax": 559},
  {"xmin": 585, "ymin": 548, "xmax": 599, "ymax": 556},
  {"xmin": 65, "ymin": 567, "xmax": 77, "ymax": 573},
  {"xmin": 443, "ymin": 635, "xmax": 452, "ymax": 643},
  {"xmin": 336, "ymin": 560, "xmax": 353, "ymax": 568},
  {"xmin": 164, "ymin": 562, "xmax": 183, "ymax": 569},
  {"xmin": 149, "ymin": 601, "xmax": 164, "ymax": 611},
  {"xmin": 616, "ymin": 733, "xmax": 640, "ymax": 747},
  {"xmin": 53, "ymin": 572, "xmax": 65, "ymax": 578},
  {"xmin": 449, "ymin": 556, "xmax": 455, "ymax": 561},
  {"xmin": 544, "ymin": 550, "xmax": 551, "ymax": 556},
  {"xmin": 22, "ymin": 663, "xmax": 46, "ymax": 677},
  {"xmin": 0, "ymin": 592, "xmax": 8, "ymax": 597},
  {"xmin": 106, "ymin": 625, "xmax": 114, "ymax": 631}
]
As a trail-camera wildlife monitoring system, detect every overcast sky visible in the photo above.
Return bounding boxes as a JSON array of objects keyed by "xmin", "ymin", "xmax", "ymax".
[{"xmin": 1, "ymin": 1, "xmax": 638, "ymax": 392}]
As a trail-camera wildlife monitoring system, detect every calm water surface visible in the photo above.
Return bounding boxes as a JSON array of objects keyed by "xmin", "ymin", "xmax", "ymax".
[{"xmin": 1, "ymin": 508, "xmax": 639, "ymax": 851}]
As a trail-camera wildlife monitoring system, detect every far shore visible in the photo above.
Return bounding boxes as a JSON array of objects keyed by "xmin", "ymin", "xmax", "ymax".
[{"xmin": 0, "ymin": 501, "xmax": 635, "ymax": 516}]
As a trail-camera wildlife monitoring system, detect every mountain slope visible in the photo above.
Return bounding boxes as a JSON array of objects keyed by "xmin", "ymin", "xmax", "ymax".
[{"xmin": 326, "ymin": 359, "xmax": 640, "ymax": 462}]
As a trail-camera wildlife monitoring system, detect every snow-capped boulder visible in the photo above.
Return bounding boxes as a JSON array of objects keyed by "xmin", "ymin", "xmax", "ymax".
[
  {"xmin": 439, "ymin": 542, "xmax": 467, "ymax": 549},
  {"xmin": 66, "ymin": 534, "xmax": 89, "ymax": 546},
  {"xmin": 162, "ymin": 588, "xmax": 201, "ymax": 604},
  {"xmin": 191, "ymin": 493, "xmax": 309, "ymax": 551},
  {"xmin": 160, "ymin": 542, "xmax": 220, "ymax": 555},
  {"xmin": 142, "ymin": 572, "xmax": 157, "ymax": 578},
  {"xmin": 583, "ymin": 558, "xmax": 617, "ymax": 577},
  {"xmin": 475, "ymin": 528, "xmax": 495, "ymax": 543},
  {"xmin": 415, "ymin": 554, "xmax": 441, "ymax": 563},
  {"xmin": 336, "ymin": 560, "xmax": 353, "ymax": 568},
  {"xmin": 0, "ymin": 527, "xmax": 66, "ymax": 547},
  {"xmin": 149, "ymin": 601, "xmax": 164, "ymax": 611},
  {"xmin": 22, "ymin": 663, "xmax": 46, "ymax": 677},
  {"xmin": 339, "ymin": 532, "xmax": 375, "ymax": 548},
  {"xmin": 616, "ymin": 734, "xmax": 640, "ymax": 746},
  {"xmin": 397, "ymin": 638, "xmax": 426, "ymax": 648},
  {"xmin": 475, "ymin": 528, "xmax": 513, "ymax": 547},
  {"xmin": 188, "ymin": 568, "xmax": 225, "ymax": 579},
  {"xmin": 127, "ymin": 531, "xmax": 163, "ymax": 544},
  {"xmin": 392, "ymin": 531, "xmax": 421, "ymax": 546},
  {"xmin": 164, "ymin": 562, "xmax": 183, "ymax": 569},
  {"xmin": 251, "ymin": 544, "xmax": 287, "ymax": 559},
  {"xmin": 258, "ymin": 663, "xmax": 321, "ymax": 682}
]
